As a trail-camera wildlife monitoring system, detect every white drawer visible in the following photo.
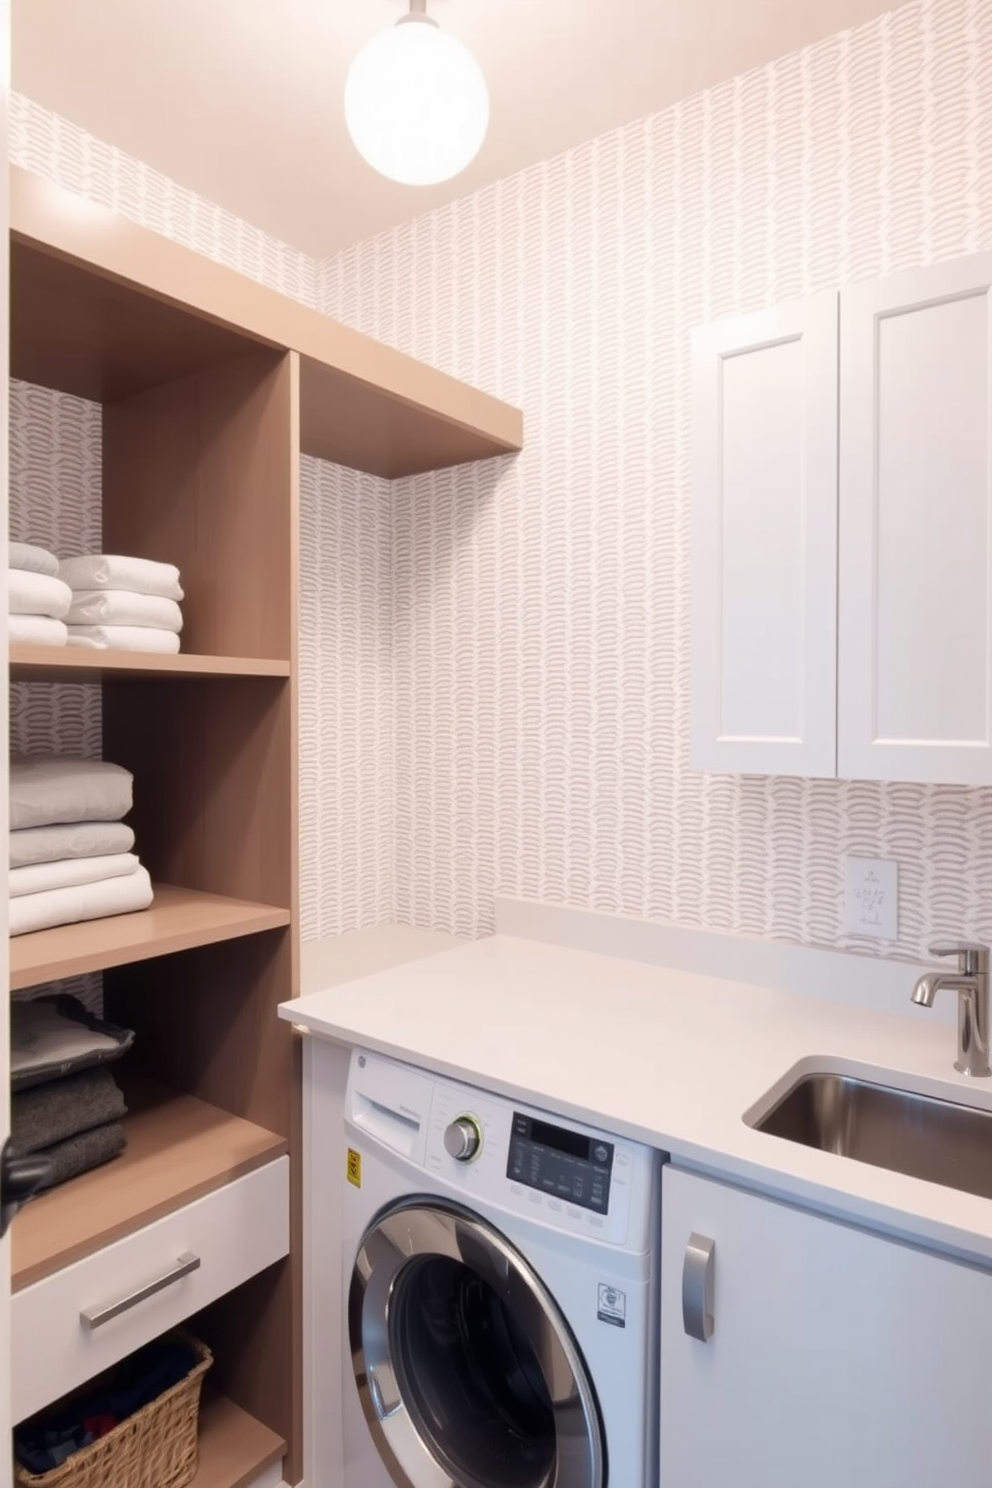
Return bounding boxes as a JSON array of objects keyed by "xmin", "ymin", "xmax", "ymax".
[{"xmin": 12, "ymin": 1156, "xmax": 289, "ymax": 1424}]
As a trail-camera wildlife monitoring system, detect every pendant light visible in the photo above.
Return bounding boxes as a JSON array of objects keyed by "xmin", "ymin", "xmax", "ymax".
[{"xmin": 344, "ymin": 0, "xmax": 489, "ymax": 186}]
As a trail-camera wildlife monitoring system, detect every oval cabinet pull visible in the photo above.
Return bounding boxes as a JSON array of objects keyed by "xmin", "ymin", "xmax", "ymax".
[
  {"xmin": 682, "ymin": 1232, "xmax": 715, "ymax": 1342},
  {"xmin": 80, "ymin": 1252, "xmax": 201, "ymax": 1330}
]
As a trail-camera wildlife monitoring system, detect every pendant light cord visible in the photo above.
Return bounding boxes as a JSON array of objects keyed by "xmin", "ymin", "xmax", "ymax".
[{"xmin": 397, "ymin": 0, "xmax": 438, "ymax": 28}]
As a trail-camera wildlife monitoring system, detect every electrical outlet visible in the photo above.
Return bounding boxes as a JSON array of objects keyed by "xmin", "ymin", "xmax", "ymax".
[{"xmin": 844, "ymin": 856, "xmax": 898, "ymax": 940}]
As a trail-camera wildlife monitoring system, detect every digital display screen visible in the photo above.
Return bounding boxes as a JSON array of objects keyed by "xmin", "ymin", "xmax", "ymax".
[
  {"xmin": 506, "ymin": 1113, "xmax": 614, "ymax": 1213},
  {"xmin": 528, "ymin": 1117, "xmax": 591, "ymax": 1160}
]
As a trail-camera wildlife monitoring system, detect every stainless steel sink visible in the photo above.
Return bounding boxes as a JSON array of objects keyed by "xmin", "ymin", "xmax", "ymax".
[{"xmin": 750, "ymin": 1072, "xmax": 992, "ymax": 1200}]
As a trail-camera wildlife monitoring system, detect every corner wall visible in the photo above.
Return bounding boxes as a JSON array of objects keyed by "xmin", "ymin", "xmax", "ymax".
[{"xmin": 319, "ymin": 0, "xmax": 992, "ymax": 957}]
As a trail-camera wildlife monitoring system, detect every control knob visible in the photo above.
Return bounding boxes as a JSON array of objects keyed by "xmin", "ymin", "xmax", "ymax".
[{"xmin": 444, "ymin": 1114, "xmax": 482, "ymax": 1162}]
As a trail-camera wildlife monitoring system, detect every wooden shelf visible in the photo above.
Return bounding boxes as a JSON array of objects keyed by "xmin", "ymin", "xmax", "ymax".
[
  {"xmin": 11, "ymin": 1080, "xmax": 287, "ymax": 1290},
  {"xmin": 10, "ymin": 164, "xmax": 523, "ymax": 478},
  {"xmin": 9, "ymin": 644, "xmax": 291, "ymax": 682},
  {"xmin": 10, "ymin": 883, "xmax": 291, "ymax": 991},
  {"xmin": 192, "ymin": 1395, "xmax": 285, "ymax": 1488}
]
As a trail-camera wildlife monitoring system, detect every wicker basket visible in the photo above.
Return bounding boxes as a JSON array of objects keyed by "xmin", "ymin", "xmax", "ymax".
[{"xmin": 14, "ymin": 1335, "xmax": 213, "ymax": 1488}]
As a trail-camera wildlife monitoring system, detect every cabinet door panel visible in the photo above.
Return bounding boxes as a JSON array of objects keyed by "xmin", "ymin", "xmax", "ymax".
[
  {"xmin": 839, "ymin": 254, "xmax": 992, "ymax": 782},
  {"xmin": 691, "ymin": 292, "xmax": 838, "ymax": 776},
  {"xmin": 660, "ymin": 1166, "xmax": 992, "ymax": 1488}
]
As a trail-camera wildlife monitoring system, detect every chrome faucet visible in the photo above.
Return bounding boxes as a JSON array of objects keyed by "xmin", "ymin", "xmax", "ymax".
[{"xmin": 912, "ymin": 942, "xmax": 991, "ymax": 1078}]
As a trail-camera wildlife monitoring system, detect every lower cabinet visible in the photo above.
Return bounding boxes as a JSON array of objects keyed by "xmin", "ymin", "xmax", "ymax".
[{"xmin": 660, "ymin": 1165, "xmax": 992, "ymax": 1488}]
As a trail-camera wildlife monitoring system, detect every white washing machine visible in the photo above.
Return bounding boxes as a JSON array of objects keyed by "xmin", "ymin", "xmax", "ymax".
[{"xmin": 340, "ymin": 1046, "xmax": 660, "ymax": 1488}]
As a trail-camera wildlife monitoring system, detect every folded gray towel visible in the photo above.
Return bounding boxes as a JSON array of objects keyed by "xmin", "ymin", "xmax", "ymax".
[
  {"xmin": 12, "ymin": 1067, "xmax": 127, "ymax": 1154},
  {"xmin": 34, "ymin": 1121, "xmax": 127, "ymax": 1190}
]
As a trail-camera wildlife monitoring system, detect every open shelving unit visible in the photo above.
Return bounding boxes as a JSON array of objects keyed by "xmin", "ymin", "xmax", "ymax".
[{"xmin": 7, "ymin": 162, "xmax": 522, "ymax": 1487}]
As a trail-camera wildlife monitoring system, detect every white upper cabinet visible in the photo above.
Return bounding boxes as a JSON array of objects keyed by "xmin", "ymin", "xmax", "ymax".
[
  {"xmin": 838, "ymin": 253, "xmax": 992, "ymax": 784},
  {"xmin": 692, "ymin": 252, "xmax": 992, "ymax": 785},
  {"xmin": 691, "ymin": 292, "xmax": 839, "ymax": 777}
]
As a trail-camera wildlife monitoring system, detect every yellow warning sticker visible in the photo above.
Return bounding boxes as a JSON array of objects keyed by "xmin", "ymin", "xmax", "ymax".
[{"xmin": 347, "ymin": 1148, "xmax": 362, "ymax": 1188}]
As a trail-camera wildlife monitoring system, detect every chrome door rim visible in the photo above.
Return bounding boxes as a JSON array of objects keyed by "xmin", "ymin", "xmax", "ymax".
[{"xmin": 349, "ymin": 1197, "xmax": 606, "ymax": 1488}]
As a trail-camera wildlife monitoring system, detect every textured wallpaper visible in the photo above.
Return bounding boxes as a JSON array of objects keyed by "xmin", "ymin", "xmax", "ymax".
[
  {"xmin": 320, "ymin": 0, "xmax": 992, "ymax": 956},
  {"xmin": 9, "ymin": 95, "xmax": 316, "ymax": 306},
  {"xmin": 12, "ymin": 0, "xmax": 992, "ymax": 960},
  {"xmin": 298, "ymin": 458, "xmax": 395, "ymax": 939},
  {"xmin": 9, "ymin": 379, "xmax": 102, "ymax": 760}
]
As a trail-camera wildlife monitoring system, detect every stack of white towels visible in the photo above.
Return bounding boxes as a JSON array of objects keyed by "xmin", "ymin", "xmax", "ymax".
[
  {"xmin": 10, "ymin": 757, "xmax": 154, "ymax": 936},
  {"xmin": 7, "ymin": 547, "xmax": 184, "ymax": 654},
  {"xmin": 61, "ymin": 555, "xmax": 184, "ymax": 654},
  {"xmin": 9, "ymin": 543, "xmax": 72, "ymax": 647}
]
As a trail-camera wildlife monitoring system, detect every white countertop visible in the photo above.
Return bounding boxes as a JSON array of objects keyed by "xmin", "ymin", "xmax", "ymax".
[{"xmin": 280, "ymin": 931, "xmax": 992, "ymax": 1265}]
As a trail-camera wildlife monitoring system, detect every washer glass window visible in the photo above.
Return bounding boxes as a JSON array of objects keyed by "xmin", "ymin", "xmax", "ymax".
[{"xmin": 350, "ymin": 1199, "xmax": 605, "ymax": 1488}]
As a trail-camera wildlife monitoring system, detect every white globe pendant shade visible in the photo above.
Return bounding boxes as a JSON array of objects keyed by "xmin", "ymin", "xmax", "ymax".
[{"xmin": 345, "ymin": 14, "xmax": 489, "ymax": 186}]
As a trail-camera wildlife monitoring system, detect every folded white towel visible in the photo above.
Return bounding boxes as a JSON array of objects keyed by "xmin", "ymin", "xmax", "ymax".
[
  {"xmin": 9, "ymin": 570, "xmax": 72, "ymax": 619},
  {"xmin": 10, "ymin": 820, "xmax": 136, "ymax": 869},
  {"xmin": 9, "ymin": 615, "xmax": 68, "ymax": 647},
  {"xmin": 59, "ymin": 554, "xmax": 183, "ymax": 601},
  {"xmin": 66, "ymin": 590, "xmax": 183, "ymax": 632},
  {"xmin": 10, "ymin": 852, "xmax": 141, "ymax": 898},
  {"xmin": 9, "ymin": 865, "xmax": 154, "ymax": 936},
  {"xmin": 10, "ymin": 756, "xmax": 134, "ymax": 831},
  {"xmin": 10, "ymin": 542, "xmax": 59, "ymax": 578},
  {"xmin": 67, "ymin": 625, "xmax": 181, "ymax": 654}
]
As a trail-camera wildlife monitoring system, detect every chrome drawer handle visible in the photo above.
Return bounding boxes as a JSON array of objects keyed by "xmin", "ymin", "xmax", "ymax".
[
  {"xmin": 682, "ymin": 1232, "xmax": 715, "ymax": 1342},
  {"xmin": 80, "ymin": 1252, "xmax": 201, "ymax": 1330}
]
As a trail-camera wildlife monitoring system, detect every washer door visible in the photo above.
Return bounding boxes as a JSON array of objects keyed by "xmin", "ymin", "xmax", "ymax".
[{"xmin": 349, "ymin": 1198, "xmax": 606, "ymax": 1488}]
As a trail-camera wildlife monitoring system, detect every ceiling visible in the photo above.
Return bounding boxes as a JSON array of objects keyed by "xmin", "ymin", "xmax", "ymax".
[{"xmin": 13, "ymin": 0, "xmax": 909, "ymax": 260}]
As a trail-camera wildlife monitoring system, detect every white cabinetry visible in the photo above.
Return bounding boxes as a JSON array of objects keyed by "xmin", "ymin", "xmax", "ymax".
[
  {"xmin": 691, "ymin": 252, "xmax": 992, "ymax": 785},
  {"xmin": 12, "ymin": 1159, "xmax": 289, "ymax": 1425},
  {"xmin": 839, "ymin": 256, "xmax": 992, "ymax": 783},
  {"xmin": 660, "ymin": 1165, "xmax": 992, "ymax": 1488},
  {"xmin": 690, "ymin": 292, "xmax": 838, "ymax": 777}
]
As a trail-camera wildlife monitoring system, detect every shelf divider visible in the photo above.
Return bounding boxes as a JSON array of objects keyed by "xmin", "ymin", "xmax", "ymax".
[
  {"xmin": 10, "ymin": 644, "xmax": 291, "ymax": 682},
  {"xmin": 9, "ymin": 883, "xmax": 291, "ymax": 992}
]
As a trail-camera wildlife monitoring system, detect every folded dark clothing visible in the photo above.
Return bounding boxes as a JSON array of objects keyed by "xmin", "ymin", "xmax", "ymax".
[
  {"xmin": 34, "ymin": 1120, "xmax": 126, "ymax": 1191},
  {"xmin": 12, "ymin": 1066, "xmax": 127, "ymax": 1154},
  {"xmin": 12, "ymin": 993, "xmax": 134, "ymax": 1092}
]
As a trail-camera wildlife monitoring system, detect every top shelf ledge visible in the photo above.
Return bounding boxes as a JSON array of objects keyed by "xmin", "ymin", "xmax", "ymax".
[
  {"xmin": 9, "ymin": 643, "xmax": 290, "ymax": 682},
  {"xmin": 9, "ymin": 166, "xmax": 523, "ymax": 480}
]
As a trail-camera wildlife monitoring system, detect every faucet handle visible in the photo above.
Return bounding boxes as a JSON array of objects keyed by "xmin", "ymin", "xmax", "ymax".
[{"xmin": 928, "ymin": 942, "xmax": 989, "ymax": 976}]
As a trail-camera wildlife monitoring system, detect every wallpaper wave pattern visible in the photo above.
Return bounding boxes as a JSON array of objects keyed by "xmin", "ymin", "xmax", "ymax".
[
  {"xmin": 299, "ymin": 458, "xmax": 394, "ymax": 937},
  {"xmin": 321, "ymin": 0, "xmax": 992, "ymax": 955},
  {"xmin": 10, "ymin": 95, "xmax": 316, "ymax": 307},
  {"xmin": 9, "ymin": 379, "xmax": 101, "ymax": 761}
]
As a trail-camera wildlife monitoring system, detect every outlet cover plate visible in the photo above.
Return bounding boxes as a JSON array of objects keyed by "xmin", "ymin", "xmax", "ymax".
[{"xmin": 845, "ymin": 856, "xmax": 898, "ymax": 940}]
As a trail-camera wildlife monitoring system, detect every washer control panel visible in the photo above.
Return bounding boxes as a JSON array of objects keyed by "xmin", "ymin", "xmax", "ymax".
[
  {"xmin": 507, "ymin": 1113, "xmax": 613, "ymax": 1213},
  {"xmin": 346, "ymin": 1047, "xmax": 656, "ymax": 1251}
]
